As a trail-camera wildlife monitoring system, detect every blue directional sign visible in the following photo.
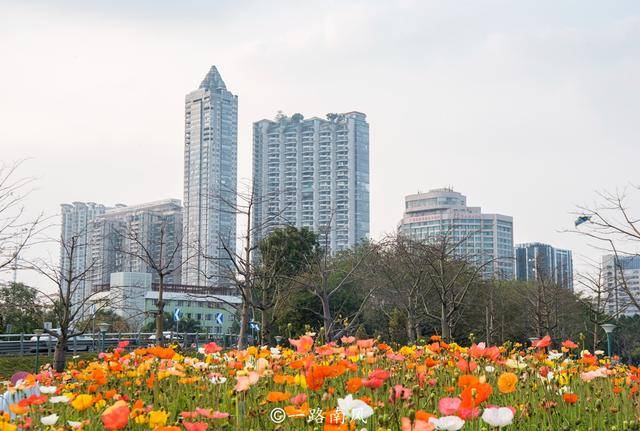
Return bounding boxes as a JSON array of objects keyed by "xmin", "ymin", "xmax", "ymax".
[
  {"xmin": 214, "ymin": 313, "xmax": 224, "ymax": 325},
  {"xmin": 173, "ymin": 308, "xmax": 182, "ymax": 322},
  {"xmin": 249, "ymin": 321, "xmax": 260, "ymax": 331}
]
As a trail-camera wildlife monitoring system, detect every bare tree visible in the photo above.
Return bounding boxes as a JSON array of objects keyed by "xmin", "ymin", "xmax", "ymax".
[
  {"xmin": 293, "ymin": 224, "xmax": 378, "ymax": 341},
  {"xmin": 113, "ymin": 218, "xmax": 189, "ymax": 345},
  {"xmin": 417, "ymin": 232, "xmax": 495, "ymax": 341},
  {"xmin": 516, "ymin": 257, "xmax": 561, "ymax": 338},
  {"xmin": 573, "ymin": 187, "xmax": 640, "ymax": 312},
  {"xmin": 199, "ymin": 183, "xmax": 290, "ymax": 349},
  {"xmin": 576, "ymin": 263, "xmax": 615, "ymax": 349},
  {"xmin": 29, "ymin": 230, "xmax": 111, "ymax": 371},
  {"xmin": 0, "ymin": 161, "xmax": 46, "ymax": 273},
  {"xmin": 368, "ymin": 234, "xmax": 430, "ymax": 343}
]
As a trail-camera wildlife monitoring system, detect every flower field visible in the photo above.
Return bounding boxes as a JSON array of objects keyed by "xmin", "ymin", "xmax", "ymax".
[{"xmin": 1, "ymin": 335, "xmax": 639, "ymax": 431}]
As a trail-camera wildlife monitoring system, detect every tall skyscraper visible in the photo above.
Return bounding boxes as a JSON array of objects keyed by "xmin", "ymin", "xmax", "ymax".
[
  {"xmin": 398, "ymin": 188, "xmax": 514, "ymax": 279},
  {"xmin": 182, "ymin": 66, "xmax": 238, "ymax": 285},
  {"xmin": 60, "ymin": 202, "xmax": 107, "ymax": 315},
  {"xmin": 603, "ymin": 254, "xmax": 640, "ymax": 317},
  {"xmin": 252, "ymin": 112, "xmax": 370, "ymax": 252},
  {"xmin": 514, "ymin": 242, "xmax": 574, "ymax": 290}
]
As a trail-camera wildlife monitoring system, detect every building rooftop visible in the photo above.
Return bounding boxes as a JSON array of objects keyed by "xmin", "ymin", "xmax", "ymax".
[{"xmin": 199, "ymin": 65, "xmax": 227, "ymax": 91}]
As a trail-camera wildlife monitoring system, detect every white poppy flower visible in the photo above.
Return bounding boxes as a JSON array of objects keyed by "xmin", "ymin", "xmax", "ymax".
[
  {"xmin": 49, "ymin": 395, "xmax": 70, "ymax": 404},
  {"xmin": 337, "ymin": 394, "xmax": 374, "ymax": 420},
  {"xmin": 39, "ymin": 386, "xmax": 57, "ymax": 394},
  {"xmin": 429, "ymin": 415, "xmax": 466, "ymax": 430},
  {"xmin": 548, "ymin": 351, "xmax": 563, "ymax": 361},
  {"xmin": 41, "ymin": 413, "xmax": 59, "ymax": 425},
  {"xmin": 482, "ymin": 407, "xmax": 514, "ymax": 428}
]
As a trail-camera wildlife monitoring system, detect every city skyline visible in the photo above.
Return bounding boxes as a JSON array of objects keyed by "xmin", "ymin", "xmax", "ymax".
[{"xmin": 2, "ymin": 1, "xmax": 640, "ymax": 290}]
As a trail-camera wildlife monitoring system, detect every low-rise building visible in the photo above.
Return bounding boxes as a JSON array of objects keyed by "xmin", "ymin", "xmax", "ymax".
[{"xmin": 100, "ymin": 272, "xmax": 240, "ymax": 333}]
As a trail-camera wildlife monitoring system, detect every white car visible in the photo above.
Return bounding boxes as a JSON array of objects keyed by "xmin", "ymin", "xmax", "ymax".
[
  {"xmin": 29, "ymin": 331, "xmax": 93, "ymax": 351},
  {"xmin": 148, "ymin": 331, "xmax": 183, "ymax": 342}
]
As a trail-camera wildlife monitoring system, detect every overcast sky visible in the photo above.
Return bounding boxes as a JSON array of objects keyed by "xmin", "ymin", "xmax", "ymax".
[{"xmin": 2, "ymin": 0, "xmax": 639, "ymax": 287}]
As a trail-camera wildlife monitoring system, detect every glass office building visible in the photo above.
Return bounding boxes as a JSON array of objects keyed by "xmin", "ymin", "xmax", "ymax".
[{"xmin": 515, "ymin": 242, "xmax": 574, "ymax": 290}]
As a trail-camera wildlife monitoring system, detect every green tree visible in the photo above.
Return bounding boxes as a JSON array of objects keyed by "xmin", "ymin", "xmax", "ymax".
[
  {"xmin": 141, "ymin": 313, "xmax": 201, "ymax": 333},
  {"xmin": 0, "ymin": 282, "xmax": 43, "ymax": 333},
  {"xmin": 256, "ymin": 226, "xmax": 318, "ymax": 343}
]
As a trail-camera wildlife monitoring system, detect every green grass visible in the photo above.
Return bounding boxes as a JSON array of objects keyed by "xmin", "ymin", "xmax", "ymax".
[{"xmin": 0, "ymin": 353, "xmax": 96, "ymax": 379}]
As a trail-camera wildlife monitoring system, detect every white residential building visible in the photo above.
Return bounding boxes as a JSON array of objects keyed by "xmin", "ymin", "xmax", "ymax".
[
  {"xmin": 603, "ymin": 254, "xmax": 640, "ymax": 317},
  {"xmin": 88, "ymin": 199, "xmax": 183, "ymax": 288},
  {"xmin": 252, "ymin": 112, "xmax": 370, "ymax": 252},
  {"xmin": 60, "ymin": 202, "xmax": 108, "ymax": 317}
]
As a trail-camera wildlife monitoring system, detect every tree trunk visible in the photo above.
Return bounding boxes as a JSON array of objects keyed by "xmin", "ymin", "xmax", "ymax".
[
  {"xmin": 260, "ymin": 309, "xmax": 271, "ymax": 346},
  {"xmin": 441, "ymin": 303, "xmax": 451, "ymax": 341},
  {"xmin": 53, "ymin": 338, "xmax": 67, "ymax": 373},
  {"xmin": 320, "ymin": 293, "xmax": 332, "ymax": 340},
  {"xmin": 237, "ymin": 297, "xmax": 250, "ymax": 349},
  {"xmin": 155, "ymin": 274, "xmax": 165, "ymax": 346},
  {"xmin": 406, "ymin": 312, "xmax": 416, "ymax": 343},
  {"xmin": 415, "ymin": 324, "xmax": 423, "ymax": 341}
]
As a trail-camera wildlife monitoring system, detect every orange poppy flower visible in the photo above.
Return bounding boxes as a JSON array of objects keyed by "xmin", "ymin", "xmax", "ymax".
[
  {"xmin": 146, "ymin": 373, "xmax": 155, "ymax": 389},
  {"xmin": 266, "ymin": 391, "xmax": 291, "ymax": 402},
  {"xmin": 346, "ymin": 377, "xmax": 362, "ymax": 394},
  {"xmin": 457, "ymin": 374, "xmax": 479, "ymax": 388},
  {"xmin": 415, "ymin": 410, "xmax": 436, "ymax": 421},
  {"xmin": 101, "ymin": 402, "xmax": 130, "ymax": 430},
  {"xmin": 563, "ymin": 393, "xmax": 579, "ymax": 404},
  {"xmin": 497, "ymin": 372, "xmax": 518, "ymax": 394},
  {"xmin": 284, "ymin": 402, "xmax": 310, "ymax": 418},
  {"xmin": 533, "ymin": 335, "xmax": 551, "ymax": 349},
  {"xmin": 9, "ymin": 403, "xmax": 28, "ymax": 415}
]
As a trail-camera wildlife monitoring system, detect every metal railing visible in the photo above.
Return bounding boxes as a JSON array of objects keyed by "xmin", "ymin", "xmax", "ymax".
[{"xmin": 0, "ymin": 332, "xmax": 238, "ymax": 356}]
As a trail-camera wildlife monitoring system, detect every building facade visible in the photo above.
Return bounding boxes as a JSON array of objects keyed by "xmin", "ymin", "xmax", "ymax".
[
  {"xmin": 88, "ymin": 199, "xmax": 183, "ymax": 288},
  {"xmin": 60, "ymin": 202, "xmax": 108, "ymax": 316},
  {"xmin": 252, "ymin": 112, "xmax": 369, "ymax": 252},
  {"xmin": 398, "ymin": 188, "xmax": 514, "ymax": 279},
  {"xmin": 182, "ymin": 65, "xmax": 238, "ymax": 285},
  {"xmin": 93, "ymin": 272, "xmax": 241, "ymax": 332},
  {"xmin": 515, "ymin": 243, "xmax": 574, "ymax": 290},
  {"xmin": 603, "ymin": 254, "xmax": 640, "ymax": 317}
]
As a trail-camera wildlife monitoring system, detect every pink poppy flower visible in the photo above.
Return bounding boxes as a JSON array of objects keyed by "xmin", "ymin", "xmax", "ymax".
[{"xmin": 438, "ymin": 397, "xmax": 461, "ymax": 415}]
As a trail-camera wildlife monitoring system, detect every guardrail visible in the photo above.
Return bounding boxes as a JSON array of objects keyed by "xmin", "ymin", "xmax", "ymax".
[{"xmin": 0, "ymin": 332, "xmax": 238, "ymax": 356}]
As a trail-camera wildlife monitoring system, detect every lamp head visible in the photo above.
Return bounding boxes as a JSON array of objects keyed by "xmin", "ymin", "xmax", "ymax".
[{"xmin": 600, "ymin": 323, "xmax": 616, "ymax": 334}]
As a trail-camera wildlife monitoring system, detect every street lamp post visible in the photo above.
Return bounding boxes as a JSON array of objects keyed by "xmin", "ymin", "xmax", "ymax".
[
  {"xmin": 33, "ymin": 329, "xmax": 43, "ymax": 373},
  {"xmin": 274, "ymin": 335, "xmax": 283, "ymax": 346},
  {"xmin": 98, "ymin": 323, "xmax": 110, "ymax": 352},
  {"xmin": 601, "ymin": 323, "xmax": 616, "ymax": 358}
]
